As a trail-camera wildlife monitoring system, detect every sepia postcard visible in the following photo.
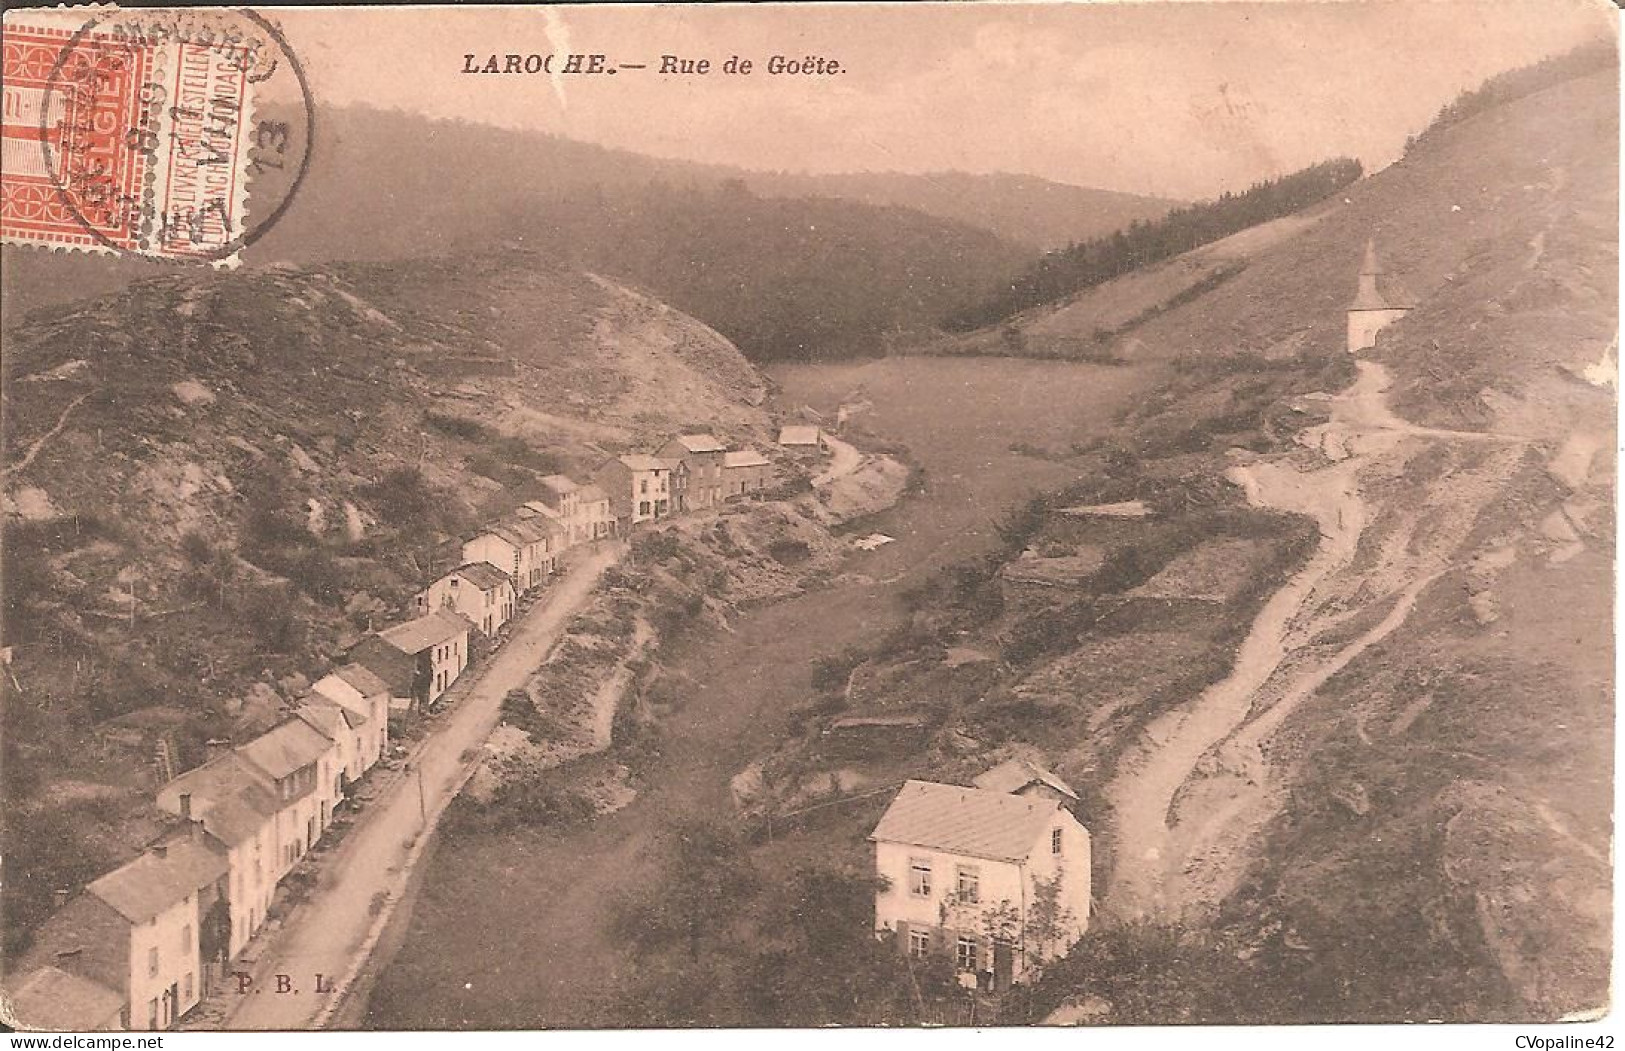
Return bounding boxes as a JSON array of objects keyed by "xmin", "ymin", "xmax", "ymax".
[{"xmin": 0, "ymin": 0, "xmax": 1617, "ymax": 1039}]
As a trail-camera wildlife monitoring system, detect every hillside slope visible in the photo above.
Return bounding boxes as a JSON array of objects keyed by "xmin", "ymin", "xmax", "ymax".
[
  {"xmin": 1, "ymin": 106, "xmax": 1045, "ymax": 362},
  {"xmin": 751, "ymin": 170, "xmax": 1179, "ymax": 251},
  {"xmin": 1047, "ymin": 67, "xmax": 1616, "ymax": 1021},
  {"xmin": 0, "ymin": 254, "xmax": 774, "ymax": 951}
]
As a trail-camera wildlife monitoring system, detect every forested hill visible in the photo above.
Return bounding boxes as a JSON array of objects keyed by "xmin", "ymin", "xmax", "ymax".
[
  {"xmin": 749, "ymin": 170, "xmax": 1179, "ymax": 251},
  {"xmin": 4, "ymin": 104, "xmax": 1190, "ymax": 362},
  {"xmin": 945, "ymin": 158, "xmax": 1366, "ymax": 332}
]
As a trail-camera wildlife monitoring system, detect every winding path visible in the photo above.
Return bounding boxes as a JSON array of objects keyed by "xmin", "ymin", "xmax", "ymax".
[{"xmin": 1103, "ymin": 359, "xmax": 1508, "ymax": 922}]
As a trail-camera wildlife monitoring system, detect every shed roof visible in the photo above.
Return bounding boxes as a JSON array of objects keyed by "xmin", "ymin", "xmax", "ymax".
[
  {"xmin": 723, "ymin": 449, "xmax": 771, "ymax": 468},
  {"xmin": 379, "ymin": 609, "xmax": 470, "ymax": 654},
  {"xmin": 778, "ymin": 425, "xmax": 822, "ymax": 446},
  {"xmin": 237, "ymin": 717, "xmax": 334, "ymax": 780},
  {"xmin": 86, "ymin": 836, "xmax": 227, "ymax": 923},
  {"xmin": 869, "ymin": 780, "xmax": 1062, "ymax": 863},
  {"xmin": 971, "ymin": 759, "xmax": 1078, "ymax": 800},
  {"xmin": 669, "ymin": 434, "xmax": 727, "ymax": 453},
  {"xmin": 7, "ymin": 966, "xmax": 126, "ymax": 1032}
]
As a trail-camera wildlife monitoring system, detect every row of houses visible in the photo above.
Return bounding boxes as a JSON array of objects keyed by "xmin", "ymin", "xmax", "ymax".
[
  {"xmin": 12, "ymin": 661, "xmax": 392, "ymax": 1032},
  {"xmin": 7, "ymin": 433, "xmax": 782, "ymax": 1032}
]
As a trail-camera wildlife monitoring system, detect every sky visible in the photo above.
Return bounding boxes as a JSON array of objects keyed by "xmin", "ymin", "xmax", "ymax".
[{"xmin": 270, "ymin": 1, "xmax": 1615, "ymax": 200}]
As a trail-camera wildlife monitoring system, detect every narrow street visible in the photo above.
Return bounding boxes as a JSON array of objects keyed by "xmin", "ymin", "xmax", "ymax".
[{"xmin": 217, "ymin": 542, "xmax": 623, "ymax": 1030}]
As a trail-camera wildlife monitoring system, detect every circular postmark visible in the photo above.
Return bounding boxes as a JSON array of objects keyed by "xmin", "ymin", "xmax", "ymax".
[{"xmin": 35, "ymin": 6, "xmax": 314, "ymax": 263}]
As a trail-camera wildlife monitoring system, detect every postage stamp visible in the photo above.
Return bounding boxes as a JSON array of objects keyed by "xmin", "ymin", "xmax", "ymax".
[{"xmin": 1, "ymin": 8, "xmax": 292, "ymax": 263}]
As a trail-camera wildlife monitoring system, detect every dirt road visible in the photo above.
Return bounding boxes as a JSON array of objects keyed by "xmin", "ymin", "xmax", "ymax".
[
  {"xmin": 219, "ymin": 543, "xmax": 622, "ymax": 1030},
  {"xmin": 1102, "ymin": 359, "xmax": 1531, "ymax": 923}
]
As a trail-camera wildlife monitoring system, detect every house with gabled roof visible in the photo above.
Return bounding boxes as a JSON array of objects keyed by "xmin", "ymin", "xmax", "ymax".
[
  {"xmin": 312, "ymin": 663, "xmax": 390, "ymax": 775},
  {"xmin": 4, "ymin": 965, "xmax": 127, "ymax": 1032},
  {"xmin": 415, "ymin": 561, "xmax": 516, "ymax": 637},
  {"xmin": 594, "ymin": 453, "xmax": 678, "ymax": 528},
  {"xmin": 353, "ymin": 608, "xmax": 470, "ymax": 710},
  {"xmin": 237, "ymin": 717, "xmax": 340, "ymax": 875},
  {"xmin": 869, "ymin": 780, "xmax": 1091, "ymax": 989},
  {"xmin": 155, "ymin": 756, "xmax": 279, "ymax": 958},
  {"xmin": 659, "ymin": 434, "xmax": 727, "ymax": 511},
  {"xmin": 528, "ymin": 475, "xmax": 616, "ymax": 546},
  {"xmin": 463, "ymin": 515, "xmax": 561, "ymax": 593},
  {"xmin": 19, "ymin": 830, "xmax": 228, "ymax": 1030},
  {"xmin": 971, "ymin": 758, "xmax": 1079, "ymax": 805},
  {"xmin": 722, "ymin": 448, "xmax": 774, "ymax": 499}
]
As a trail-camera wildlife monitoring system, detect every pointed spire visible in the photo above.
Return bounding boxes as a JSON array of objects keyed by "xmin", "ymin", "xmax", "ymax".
[{"xmin": 1360, "ymin": 238, "xmax": 1382, "ymax": 276}]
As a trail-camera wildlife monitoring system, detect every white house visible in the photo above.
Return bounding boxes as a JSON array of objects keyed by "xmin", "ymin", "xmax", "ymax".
[
  {"xmin": 462, "ymin": 516, "xmax": 558, "ymax": 594},
  {"xmin": 1346, "ymin": 239, "xmax": 1414, "ymax": 353},
  {"xmin": 415, "ymin": 561, "xmax": 516, "ymax": 637},
  {"xmin": 869, "ymin": 780, "xmax": 1091, "ymax": 989},
  {"xmin": 155, "ymin": 757, "xmax": 280, "ymax": 960},
  {"xmin": 236, "ymin": 717, "xmax": 341, "ymax": 877},
  {"xmin": 372, "ymin": 608, "xmax": 471, "ymax": 707},
  {"xmin": 18, "ymin": 831, "xmax": 229, "ymax": 1030},
  {"xmin": 310, "ymin": 663, "xmax": 391, "ymax": 775}
]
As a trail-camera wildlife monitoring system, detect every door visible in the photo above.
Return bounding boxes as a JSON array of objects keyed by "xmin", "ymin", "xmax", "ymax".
[
  {"xmin": 993, "ymin": 941, "xmax": 1015, "ymax": 991},
  {"xmin": 164, "ymin": 983, "xmax": 178, "ymax": 1026}
]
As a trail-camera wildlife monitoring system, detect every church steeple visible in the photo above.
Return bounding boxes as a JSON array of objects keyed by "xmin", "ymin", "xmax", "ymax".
[{"xmin": 1346, "ymin": 237, "xmax": 1413, "ymax": 354}]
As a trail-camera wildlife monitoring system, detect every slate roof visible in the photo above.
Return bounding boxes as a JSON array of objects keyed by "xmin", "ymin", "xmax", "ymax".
[
  {"xmin": 334, "ymin": 662, "xmax": 390, "ymax": 700},
  {"xmin": 237, "ymin": 717, "xmax": 334, "ymax": 780},
  {"xmin": 778, "ymin": 425, "xmax": 821, "ymax": 446},
  {"xmin": 7, "ymin": 966, "xmax": 126, "ymax": 1032},
  {"xmin": 869, "ymin": 780, "xmax": 1062, "ymax": 863},
  {"xmin": 295, "ymin": 699, "xmax": 349, "ymax": 740},
  {"xmin": 972, "ymin": 759, "xmax": 1078, "ymax": 800},
  {"xmin": 379, "ymin": 609, "xmax": 470, "ymax": 655},
  {"xmin": 671, "ymin": 434, "xmax": 727, "ymax": 453},
  {"xmin": 619, "ymin": 453, "xmax": 671, "ymax": 472},
  {"xmin": 86, "ymin": 836, "xmax": 227, "ymax": 923},
  {"xmin": 449, "ymin": 561, "xmax": 512, "ymax": 591},
  {"xmin": 724, "ymin": 449, "xmax": 771, "ymax": 468},
  {"xmin": 160, "ymin": 753, "xmax": 278, "ymax": 847}
]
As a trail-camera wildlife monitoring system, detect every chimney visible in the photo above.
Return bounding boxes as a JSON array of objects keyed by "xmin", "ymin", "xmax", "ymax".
[
  {"xmin": 205, "ymin": 738, "xmax": 232, "ymax": 759},
  {"xmin": 179, "ymin": 793, "xmax": 192, "ymax": 822},
  {"xmin": 53, "ymin": 888, "xmax": 70, "ymax": 911},
  {"xmin": 152, "ymin": 843, "xmax": 168, "ymax": 859}
]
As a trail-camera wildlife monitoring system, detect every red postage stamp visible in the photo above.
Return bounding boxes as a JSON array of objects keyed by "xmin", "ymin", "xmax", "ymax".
[{"xmin": 1, "ymin": 9, "xmax": 261, "ymax": 262}]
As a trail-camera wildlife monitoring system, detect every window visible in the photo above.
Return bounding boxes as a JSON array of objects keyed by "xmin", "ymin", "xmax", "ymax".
[
  {"xmin": 638, "ymin": 501, "xmax": 651, "ymax": 516},
  {"xmin": 183, "ymin": 972, "xmax": 193, "ymax": 1002},
  {"xmin": 181, "ymin": 924, "xmax": 191, "ymax": 952},
  {"xmin": 908, "ymin": 929, "xmax": 931, "ymax": 958},
  {"xmin": 909, "ymin": 858, "xmax": 932, "ymax": 897},
  {"xmin": 148, "ymin": 946, "xmax": 160, "ymax": 977},
  {"xmin": 640, "ymin": 479, "xmax": 649, "ymax": 495},
  {"xmin": 148, "ymin": 998, "xmax": 159, "ymax": 1030},
  {"xmin": 955, "ymin": 866, "xmax": 980, "ymax": 903},
  {"xmin": 1052, "ymin": 827, "xmax": 1063, "ymax": 855},
  {"xmin": 956, "ymin": 935, "xmax": 979, "ymax": 972}
]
